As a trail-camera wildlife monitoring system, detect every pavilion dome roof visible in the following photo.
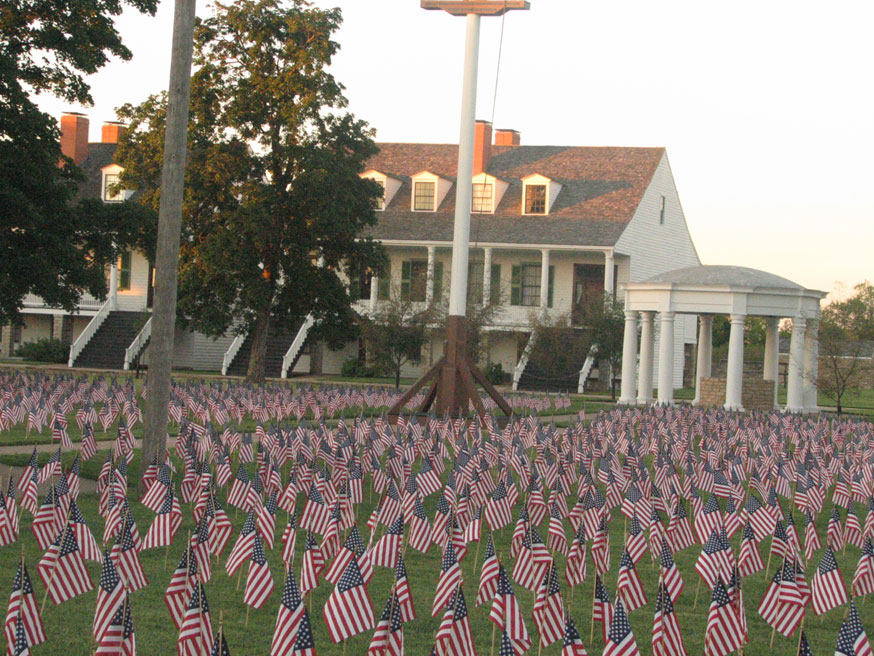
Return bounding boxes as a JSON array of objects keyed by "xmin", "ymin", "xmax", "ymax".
[{"xmin": 643, "ymin": 265, "xmax": 804, "ymax": 290}]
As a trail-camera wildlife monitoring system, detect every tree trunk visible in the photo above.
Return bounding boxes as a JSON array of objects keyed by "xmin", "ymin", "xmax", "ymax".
[
  {"xmin": 246, "ymin": 308, "xmax": 271, "ymax": 384},
  {"xmin": 395, "ymin": 365, "xmax": 401, "ymax": 390},
  {"xmin": 139, "ymin": 0, "xmax": 197, "ymax": 497}
]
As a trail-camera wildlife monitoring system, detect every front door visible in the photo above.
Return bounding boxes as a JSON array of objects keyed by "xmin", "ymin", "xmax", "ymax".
[{"xmin": 572, "ymin": 264, "xmax": 604, "ymax": 324}]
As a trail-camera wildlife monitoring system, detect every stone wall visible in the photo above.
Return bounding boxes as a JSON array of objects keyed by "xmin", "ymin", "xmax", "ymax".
[{"xmin": 699, "ymin": 377, "xmax": 776, "ymax": 411}]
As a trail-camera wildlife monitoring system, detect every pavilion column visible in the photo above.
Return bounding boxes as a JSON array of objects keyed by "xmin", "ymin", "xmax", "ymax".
[
  {"xmin": 786, "ymin": 316, "xmax": 806, "ymax": 412},
  {"xmin": 539, "ymin": 248, "xmax": 550, "ymax": 315},
  {"xmin": 637, "ymin": 311, "xmax": 655, "ymax": 405},
  {"xmin": 425, "ymin": 245, "xmax": 436, "ymax": 305},
  {"xmin": 482, "ymin": 247, "xmax": 492, "ymax": 307},
  {"xmin": 109, "ymin": 262, "xmax": 119, "ymax": 311},
  {"xmin": 369, "ymin": 274, "xmax": 379, "ymax": 311},
  {"xmin": 693, "ymin": 315, "xmax": 713, "ymax": 405},
  {"xmin": 763, "ymin": 317, "xmax": 780, "ymax": 407},
  {"xmin": 604, "ymin": 251, "xmax": 614, "ymax": 297},
  {"xmin": 803, "ymin": 318, "xmax": 819, "ymax": 412},
  {"xmin": 724, "ymin": 313, "xmax": 746, "ymax": 411},
  {"xmin": 619, "ymin": 310, "xmax": 639, "ymax": 405},
  {"xmin": 657, "ymin": 311, "xmax": 675, "ymax": 405}
]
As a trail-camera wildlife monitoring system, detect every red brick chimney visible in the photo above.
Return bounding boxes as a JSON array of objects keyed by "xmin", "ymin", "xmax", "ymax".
[
  {"xmin": 101, "ymin": 121, "xmax": 127, "ymax": 144},
  {"xmin": 60, "ymin": 112, "xmax": 89, "ymax": 165},
  {"xmin": 494, "ymin": 128, "xmax": 520, "ymax": 146},
  {"xmin": 473, "ymin": 120, "xmax": 492, "ymax": 174}
]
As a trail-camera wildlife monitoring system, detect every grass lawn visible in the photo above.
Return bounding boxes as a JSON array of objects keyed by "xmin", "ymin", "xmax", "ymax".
[{"xmin": 0, "ymin": 463, "xmax": 862, "ymax": 655}]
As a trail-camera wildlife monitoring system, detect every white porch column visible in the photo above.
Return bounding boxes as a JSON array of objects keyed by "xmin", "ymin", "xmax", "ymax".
[
  {"xmin": 482, "ymin": 247, "xmax": 492, "ymax": 307},
  {"xmin": 539, "ymin": 248, "xmax": 550, "ymax": 315},
  {"xmin": 425, "ymin": 245, "xmax": 436, "ymax": 305},
  {"xmin": 763, "ymin": 317, "xmax": 780, "ymax": 407},
  {"xmin": 786, "ymin": 316, "xmax": 806, "ymax": 412},
  {"xmin": 619, "ymin": 310, "xmax": 639, "ymax": 405},
  {"xmin": 109, "ymin": 262, "xmax": 119, "ymax": 310},
  {"xmin": 637, "ymin": 311, "xmax": 655, "ymax": 405},
  {"xmin": 724, "ymin": 313, "xmax": 746, "ymax": 411},
  {"xmin": 604, "ymin": 251, "xmax": 614, "ymax": 297},
  {"xmin": 693, "ymin": 315, "xmax": 713, "ymax": 405},
  {"xmin": 369, "ymin": 274, "xmax": 379, "ymax": 311},
  {"xmin": 657, "ymin": 311, "xmax": 675, "ymax": 405},
  {"xmin": 803, "ymin": 319, "xmax": 819, "ymax": 412}
]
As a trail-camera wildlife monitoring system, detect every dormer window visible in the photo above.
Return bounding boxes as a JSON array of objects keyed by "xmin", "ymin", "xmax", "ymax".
[
  {"xmin": 410, "ymin": 171, "xmax": 452, "ymax": 212},
  {"xmin": 524, "ymin": 185, "xmax": 546, "ymax": 214},
  {"xmin": 521, "ymin": 174, "xmax": 563, "ymax": 215},
  {"xmin": 103, "ymin": 172, "xmax": 124, "ymax": 202},
  {"xmin": 472, "ymin": 182, "xmax": 493, "ymax": 213},
  {"xmin": 414, "ymin": 181, "xmax": 436, "ymax": 211},
  {"xmin": 360, "ymin": 170, "xmax": 401, "ymax": 211}
]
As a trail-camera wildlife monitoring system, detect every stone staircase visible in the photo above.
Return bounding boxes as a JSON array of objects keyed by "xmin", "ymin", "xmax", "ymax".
[
  {"xmin": 72, "ymin": 311, "xmax": 150, "ymax": 370},
  {"xmin": 225, "ymin": 319, "xmax": 305, "ymax": 378}
]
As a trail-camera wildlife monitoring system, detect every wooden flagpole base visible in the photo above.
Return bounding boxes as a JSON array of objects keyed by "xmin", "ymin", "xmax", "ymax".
[{"xmin": 387, "ymin": 316, "xmax": 511, "ymax": 423}]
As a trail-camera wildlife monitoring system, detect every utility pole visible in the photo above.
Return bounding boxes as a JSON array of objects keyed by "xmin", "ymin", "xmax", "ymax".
[
  {"xmin": 141, "ymin": 0, "xmax": 197, "ymax": 489},
  {"xmin": 389, "ymin": 0, "xmax": 528, "ymax": 422}
]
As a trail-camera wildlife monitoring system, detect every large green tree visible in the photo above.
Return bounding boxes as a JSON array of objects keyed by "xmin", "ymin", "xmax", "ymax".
[
  {"xmin": 116, "ymin": 0, "xmax": 384, "ymax": 382},
  {"xmin": 0, "ymin": 0, "xmax": 158, "ymax": 324}
]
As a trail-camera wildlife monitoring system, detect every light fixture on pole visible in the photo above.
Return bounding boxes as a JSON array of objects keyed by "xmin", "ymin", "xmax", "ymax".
[{"xmin": 389, "ymin": 0, "xmax": 529, "ymax": 422}]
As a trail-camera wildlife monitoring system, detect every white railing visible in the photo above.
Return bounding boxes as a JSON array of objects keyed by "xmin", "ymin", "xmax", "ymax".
[
  {"xmin": 281, "ymin": 314, "xmax": 315, "ymax": 378},
  {"xmin": 221, "ymin": 333, "xmax": 247, "ymax": 376},
  {"xmin": 123, "ymin": 317, "xmax": 152, "ymax": 370},
  {"xmin": 24, "ymin": 292, "xmax": 105, "ymax": 312},
  {"xmin": 577, "ymin": 346, "xmax": 598, "ymax": 393},
  {"xmin": 512, "ymin": 332, "xmax": 537, "ymax": 391},
  {"xmin": 67, "ymin": 299, "xmax": 113, "ymax": 367}
]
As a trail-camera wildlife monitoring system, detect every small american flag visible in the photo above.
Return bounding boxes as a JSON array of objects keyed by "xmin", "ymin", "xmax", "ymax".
[
  {"xmin": 93, "ymin": 549, "xmax": 125, "ymax": 643},
  {"xmin": 532, "ymin": 561, "xmax": 564, "ymax": 647},
  {"xmin": 323, "ymin": 557, "xmax": 374, "ymax": 643},
  {"xmin": 432, "ymin": 541, "xmax": 462, "ymax": 617},
  {"xmin": 603, "ymin": 596, "xmax": 641, "ymax": 656},
  {"xmin": 4, "ymin": 561, "xmax": 46, "ymax": 649},
  {"xmin": 291, "ymin": 607, "xmax": 317, "ymax": 656},
  {"xmin": 811, "ymin": 547, "xmax": 848, "ymax": 616},
  {"xmin": 244, "ymin": 534, "xmax": 275, "ymax": 609},
  {"xmin": 44, "ymin": 526, "xmax": 93, "ymax": 604},
  {"xmin": 434, "ymin": 585, "xmax": 474, "ymax": 656},
  {"xmin": 561, "ymin": 612, "xmax": 588, "ymax": 656},
  {"xmin": 652, "ymin": 581, "xmax": 686, "ymax": 656},
  {"xmin": 271, "ymin": 565, "xmax": 304, "ymax": 656},
  {"xmin": 835, "ymin": 601, "xmax": 873, "ymax": 656},
  {"xmin": 704, "ymin": 578, "xmax": 744, "ymax": 656},
  {"xmin": 489, "ymin": 564, "xmax": 531, "ymax": 655},
  {"xmin": 476, "ymin": 534, "xmax": 500, "ymax": 607},
  {"xmin": 617, "ymin": 548, "xmax": 647, "ymax": 612}
]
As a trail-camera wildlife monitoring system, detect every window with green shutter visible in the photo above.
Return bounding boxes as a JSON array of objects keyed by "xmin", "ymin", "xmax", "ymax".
[
  {"xmin": 510, "ymin": 265, "xmax": 522, "ymax": 305},
  {"xmin": 490, "ymin": 264, "xmax": 501, "ymax": 305},
  {"xmin": 118, "ymin": 251, "xmax": 132, "ymax": 291},
  {"xmin": 377, "ymin": 262, "xmax": 391, "ymax": 300},
  {"xmin": 548, "ymin": 265, "xmax": 554, "ymax": 308},
  {"xmin": 510, "ymin": 263, "xmax": 553, "ymax": 307},
  {"xmin": 433, "ymin": 261, "xmax": 443, "ymax": 304}
]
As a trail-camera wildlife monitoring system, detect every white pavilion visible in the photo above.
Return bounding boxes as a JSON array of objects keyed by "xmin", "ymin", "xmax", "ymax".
[{"xmin": 618, "ymin": 265, "xmax": 827, "ymax": 412}]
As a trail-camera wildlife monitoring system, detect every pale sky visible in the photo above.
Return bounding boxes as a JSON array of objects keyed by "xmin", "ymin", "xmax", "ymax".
[{"xmin": 37, "ymin": 0, "xmax": 874, "ymax": 299}]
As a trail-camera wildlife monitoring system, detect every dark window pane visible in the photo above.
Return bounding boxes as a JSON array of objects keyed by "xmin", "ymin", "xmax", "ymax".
[
  {"xmin": 414, "ymin": 181, "xmax": 436, "ymax": 211},
  {"xmin": 524, "ymin": 184, "xmax": 546, "ymax": 214}
]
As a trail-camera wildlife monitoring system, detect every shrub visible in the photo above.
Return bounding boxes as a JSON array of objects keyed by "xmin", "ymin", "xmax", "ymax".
[
  {"xmin": 484, "ymin": 362, "xmax": 505, "ymax": 385},
  {"xmin": 341, "ymin": 357, "xmax": 380, "ymax": 378},
  {"xmin": 15, "ymin": 338, "xmax": 68, "ymax": 363}
]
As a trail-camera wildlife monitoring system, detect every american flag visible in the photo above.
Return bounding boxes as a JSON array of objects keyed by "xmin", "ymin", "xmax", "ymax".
[
  {"xmin": 434, "ymin": 585, "xmax": 475, "ymax": 656},
  {"xmin": 93, "ymin": 549, "xmax": 126, "ymax": 643},
  {"xmin": 603, "ymin": 597, "xmax": 641, "ymax": 656},
  {"xmin": 852, "ymin": 537, "xmax": 874, "ymax": 598},
  {"xmin": 592, "ymin": 574, "xmax": 614, "ymax": 643},
  {"xmin": 371, "ymin": 516, "xmax": 404, "ymax": 569},
  {"xmin": 835, "ymin": 601, "xmax": 873, "ymax": 656},
  {"xmin": 407, "ymin": 496, "xmax": 431, "ymax": 553},
  {"xmin": 476, "ymin": 534, "xmax": 500, "ymax": 607},
  {"xmin": 617, "ymin": 548, "xmax": 647, "ymax": 611},
  {"xmin": 323, "ymin": 557, "xmax": 374, "ymax": 643},
  {"xmin": 532, "ymin": 561, "xmax": 564, "ymax": 647},
  {"xmin": 111, "ymin": 516, "xmax": 148, "ymax": 593},
  {"xmin": 211, "ymin": 628, "xmax": 232, "ymax": 656},
  {"xmin": 11, "ymin": 610, "xmax": 30, "ymax": 656},
  {"xmin": 291, "ymin": 607, "xmax": 317, "ymax": 656},
  {"xmin": 705, "ymin": 577, "xmax": 744, "ymax": 656},
  {"xmin": 652, "ymin": 581, "xmax": 686, "ymax": 656},
  {"xmin": 94, "ymin": 594, "xmax": 134, "ymax": 656},
  {"xmin": 43, "ymin": 526, "xmax": 93, "ymax": 604},
  {"xmin": 565, "ymin": 521, "xmax": 587, "ymax": 588},
  {"xmin": 244, "ymin": 534, "xmax": 275, "ymax": 609},
  {"xmin": 4, "ymin": 561, "xmax": 46, "ymax": 649},
  {"xmin": 31, "ymin": 488, "xmax": 62, "ymax": 551},
  {"xmin": 367, "ymin": 592, "xmax": 404, "ymax": 656},
  {"xmin": 271, "ymin": 565, "xmax": 304, "ymax": 656},
  {"xmin": 561, "ymin": 612, "xmax": 588, "ymax": 656},
  {"xmin": 485, "ymin": 479, "xmax": 513, "ymax": 531},
  {"xmin": 658, "ymin": 538, "xmax": 684, "ymax": 603},
  {"xmin": 142, "ymin": 487, "xmax": 182, "ymax": 550},
  {"xmin": 393, "ymin": 552, "xmax": 415, "ymax": 623},
  {"xmin": 433, "ymin": 541, "xmax": 462, "ymax": 617},
  {"xmin": 165, "ymin": 546, "xmax": 197, "ymax": 629},
  {"xmin": 547, "ymin": 502, "xmax": 568, "ymax": 556},
  {"xmin": 811, "ymin": 547, "xmax": 848, "ymax": 616},
  {"xmin": 489, "ymin": 564, "xmax": 531, "ymax": 656},
  {"xmin": 225, "ymin": 511, "xmax": 257, "ymax": 577},
  {"xmin": 738, "ymin": 522, "xmax": 764, "ymax": 578},
  {"xmin": 179, "ymin": 581, "xmax": 214, "ymax": 656},
  {"xmin": 300, "ymin": 533, "xmax": 325, "ymax": 596},
  {"xmin": 695, "ymin": 530, "xmax": 723, "ymax": 591},
  {"xmin": 758, "ymin": 559, "xmax": 805, "ymax": 638}
]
